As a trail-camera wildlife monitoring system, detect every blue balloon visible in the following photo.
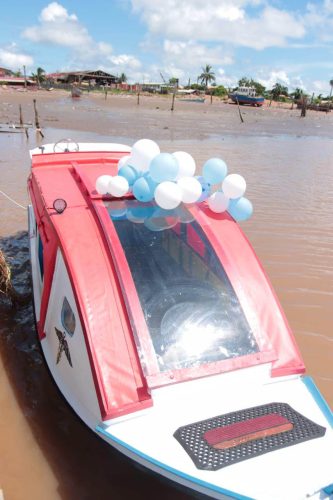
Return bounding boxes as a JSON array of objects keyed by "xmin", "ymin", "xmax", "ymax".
[
  {"xmin": 228, "ymin": 197, "xmax": 253, "ymax": 221},
  {"xmin": 127, "ymin": 206, "xmax": 154, "ymax": 221},
  {"xmin": 149, "ymin": 153, "xmax": 179, "ymax": 183},
  {"xmin": 143, "ymin": 172, "xmax": 158, "ymax": 192},
  {"xmin": 195, "ymin": 175, "xmax": 211, "ymax": 202},
  {"xmin": 202, "ymin": 158, "xmax": 228, "ymax": 185},
  {"xmin": 118, "ymin": 165, "xmax": 138, "ymax": 186},
  {"xmin": 132, "ymin": 176, "xmax": 155, "ymax": 202}
]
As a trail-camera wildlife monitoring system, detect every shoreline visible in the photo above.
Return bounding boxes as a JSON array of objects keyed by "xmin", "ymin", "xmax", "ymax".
[{"xmin": 1, "ymin": 88, "xmax": 332, "ymax": 141}]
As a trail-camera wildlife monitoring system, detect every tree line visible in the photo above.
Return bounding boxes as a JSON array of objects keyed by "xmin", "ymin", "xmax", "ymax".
[{"xmin": 18, "ymin": 65, "xmax": 333, "ymax": 103}]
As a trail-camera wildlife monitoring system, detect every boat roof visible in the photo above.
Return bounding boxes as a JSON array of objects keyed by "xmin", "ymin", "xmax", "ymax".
[{"xmin": 28, "ymin": 145, "xmax": 305, "ymax": 419}]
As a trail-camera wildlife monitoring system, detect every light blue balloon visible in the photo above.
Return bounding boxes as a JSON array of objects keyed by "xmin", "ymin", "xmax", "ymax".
[
  {"xmin": 202, "ymin": 158, "xmax": 228, "ymax": 185},
  {"xmin": 144, "ymin": 207, "xmax": 179, "ymax": 232},
  {"xmin": 132, "ymin": 176, "xmax": 155, "ymax": 202},
  {"xmin": 195, "ymin": 175, "xmax": 212, "ymax": 202},
  {"xmin": 127, "ymin": 206, "xmax": 154, "ymax": 221},
  {"xmin": 118, "ymin": 165, "xmax": 138, "ymax": 186},
  {"xmin": 149, "ymin": 153, "xmax": 179, "ymax": 183},
  {"xmin": 143, "ymin": 172, "xmax": 158, "ymax": 192},
  {"xmin": 228, "ymin": 197, "xmax": 253, "ymax": 221}
]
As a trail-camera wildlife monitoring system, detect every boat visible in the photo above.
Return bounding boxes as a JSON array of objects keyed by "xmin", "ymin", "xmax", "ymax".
[
  {"xmin": 229, "ymin": 87, "xmax": 264, "ymax": 106},
  {"xmin": 27, "ymin": 140, "xmax": 333, "ymax": 499}
]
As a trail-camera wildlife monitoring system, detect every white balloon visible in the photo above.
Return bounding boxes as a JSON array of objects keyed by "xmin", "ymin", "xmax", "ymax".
[
  {"xmin": 108, "ymin": 176, "xmax": 129, "ymax": 197},
  {"xmin": 131, "ymin": 139, "xmax": 160, "ymax": 173},
  {"xmin": 118, "ymin": 155, "xmax": 131, "ymax": 170},
  {"xmin": 172, "ymin": 151, "xmax": 196, "ymax": 179},
  {"xmin": 96, "ymin": 175, "xmax": 113, "ymax": 194},
  {"xmin": 154, "ymin": 181, "xmax": 182, "ymax": 210},
  {"xmin": 222, "ymin": 174, "xmax": 246, "ymax": 199},
  {"xmin": 177, "ymin": 176, "xmax": 202, "ymax": 204},
  {"xmin": 208, "ymin": 191, "xmax": 229, "ymax": 213}
]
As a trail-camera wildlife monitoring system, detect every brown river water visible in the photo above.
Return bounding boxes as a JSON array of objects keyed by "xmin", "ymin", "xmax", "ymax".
[{"xmin": 0, "ymin": 94, "xmax": 332, "ymax": 499}]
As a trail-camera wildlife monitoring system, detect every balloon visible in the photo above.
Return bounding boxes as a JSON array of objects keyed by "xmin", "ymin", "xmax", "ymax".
[
  {"xmin": 95, "ymin": 175, "xmax": 112, "ymax": 195},
  {"xmin": 118, "ymin": 155, "xmax": 131, "ymax": 170},
  {"xmin": 172, "ymin": 151, "xmax": 196, "ymax": 179},
  {"xmin": 118, "ymin": 165, "xmax": 138, "ymax": 186},
  {"xmin": 108, "ymin": 176, "xmax": 129, "ymax": 197},
  {"xmin": 228, "ymin": 197, "xmax": 253, "ymax": 221},
  {"xmin": 109, "ymin": 201, "xmax": 127, "ymax": 219},
  {"xmin": 132, "ymin": 176, "xmax": 155, "ymax": 202},
  {"xmin": 207, "ymin": 191, "xmax": 229, "ymax": 213},
  {"xmin": 177, "ymin": 176, "xmax": 202, "ymax": 204},
  {"xmin": 202, "ymin": 158, "xmax": 228, "ymax": 184},
  {"xmin": 149, "ymin": 153, "xmax": 179, "ymax": 183},
  {"xmin": 144, "ymin": 208, "xmax": 179, "ymax": 232},
  {"xmin": 222, "ymin": 174, "xmax": 246, "ymax": 199},
  {"xmin": 127, "ymin": 206, "xmax": 154, "ymax": 223},
  {"xmin": 175, "ymin": 205, "xmax": 195, "ymax": 223},
  {"xmin": 143, "ymin": 172, "xmax": 158, "ymax": 192},
  {"xmin": 130, "ymin": 139, "xmax": 160, "ymax": 173},
  {"xmin": 196, "ymin": 176, "xmax": 211, "ymax": 202},
  {"xmin": 154, "ymin": 181, "xmax": 182, "ymax": 210}
]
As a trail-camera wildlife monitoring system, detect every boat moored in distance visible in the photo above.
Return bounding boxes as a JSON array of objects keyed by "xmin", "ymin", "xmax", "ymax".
[
  {"xmin": 230, "ymin": 86, "xmax": 264, "ymax": 107},
  {"xmin": 28, "ymin": 140, "xmax": 333, "ymax": 499}
]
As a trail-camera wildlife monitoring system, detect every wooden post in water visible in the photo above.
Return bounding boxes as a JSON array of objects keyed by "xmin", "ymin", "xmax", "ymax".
[
  {"xmin": 19, "ymin": 105, "xmax": 23, "ymax": 126},
  {"xmin": 235, "ymin": 97, "xmax": 244, "ymax": 123},
  {"xmin": 171, "ymin": 88, "xmax": 176, "ymax": 111},
  {"xmin": 104, "ymin": 87, "xmax": 108, "ymax": 100},
  {"xmin": 19, "ymin": 104, "xmax": 29, "ymax": 138},
  {"xmin": 300, "ymin": 96, "xmax": 307, "ymax": 118},
  {"xmin": 33, "ymin": 99, "xmax": 44, "ymax": 138},
  {"xmin": 137, "ymin": 91, "xmax": 140, "ymax": 105}
]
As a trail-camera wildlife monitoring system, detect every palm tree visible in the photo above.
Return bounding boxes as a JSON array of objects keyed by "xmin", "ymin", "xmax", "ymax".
[
  {"xmin": 271, "ymin": 83, "xmax": 289, "ymax": 100},
  {"xmin": 290, "ymin": 87, "xmax": 303, "ymax": 100},
  {"xmin": 119, "ymin": 73, "xmax": 127, "ymax": 83},
  {"xmin": 31, "ymin": 67, "xmax": 46, "ymax": 87},
  {"xmin": 198, "ymin": 65, "xmax": 216, "ymax": 89}
]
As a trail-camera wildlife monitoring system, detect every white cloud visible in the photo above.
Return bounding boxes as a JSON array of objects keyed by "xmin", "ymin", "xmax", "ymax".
[
  {"xmin": 304, "ymin": 0, "xmax": 333, "ymax": 41},
  {"xmin": 39, "ymin": 2, "xmax": 78, "ymax": 22},
  {"xmin": 0, "ymin": 44, "xmax": 33, "ymax": 70},
  {"xmin": 22, "ymin": 2, "xmax": 141, "ymax": 78},
  {"xmin": 312, "ymin": 80, "xmax": 331, "ymax": 94},
  {"xmin": 163, "ymin": 40, "xmax": 233, "ymax": 68},
  {"xmin": 23, "ymin": 2, "xmax": 92, "ymax": 47},
  {"xmin": 257, "ymin": 70, "xmax": 290, "ymax": 89},
  {"xmin": 131, "ymin": 1, "xmax": 305, "ymax": 49}
]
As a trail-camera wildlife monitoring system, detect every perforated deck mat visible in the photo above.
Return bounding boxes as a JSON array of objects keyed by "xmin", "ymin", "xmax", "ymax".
[{"xmin": 173, "ymin": 402, "xmax": 326, "ymax": 470}]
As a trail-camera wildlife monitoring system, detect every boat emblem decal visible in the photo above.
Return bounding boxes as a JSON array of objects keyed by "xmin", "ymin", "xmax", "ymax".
[{"xmin": 55, "ymin": 327, "xmax": 73, "ymax": 367}]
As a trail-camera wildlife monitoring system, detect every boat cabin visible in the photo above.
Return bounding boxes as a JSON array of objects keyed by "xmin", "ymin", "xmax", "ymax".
[
  {"xmin": 235, "ymin": 86, "xmax": 257, "ymax": 97},
  {"xmin": 28, "ymin": 144, "xmax": 305, "ymax": 424}
]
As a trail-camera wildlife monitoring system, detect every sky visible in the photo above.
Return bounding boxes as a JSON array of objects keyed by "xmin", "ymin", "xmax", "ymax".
[{"xmin": 1, "ymin": 0, "xmax": 333, "ymax": 94}]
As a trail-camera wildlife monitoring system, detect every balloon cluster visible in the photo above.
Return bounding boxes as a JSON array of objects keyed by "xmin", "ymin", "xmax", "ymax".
[{"xmin": 95, "ymin": 139, "xmax": 253, "ymax": 222}]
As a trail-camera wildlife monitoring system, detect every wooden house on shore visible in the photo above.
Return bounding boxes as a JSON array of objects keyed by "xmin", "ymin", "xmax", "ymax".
[{"xmin": 46, "ymin": 70, "xmax": 119, "ymax": 87}]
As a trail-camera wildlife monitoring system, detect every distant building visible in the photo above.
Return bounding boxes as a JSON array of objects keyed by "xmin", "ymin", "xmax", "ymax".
[
  {"xmin": 0, "ymin": 67, "xmax": 14, "ymax": 77},
  {"xmin": 141, "ymin": 82, "xmax": 169, "ymax": 93},
  {"xmin": 46, "ymin": 70, "xmax": 119, "ymax": 86},
  {"xmin": 0, "ymin": 74, "xmax": 35, "ymax": 86}
]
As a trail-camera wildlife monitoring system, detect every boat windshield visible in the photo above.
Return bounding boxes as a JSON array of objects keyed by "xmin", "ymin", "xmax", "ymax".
[{"xmin": 106, "ymin": 201, "xmax": 259, "ymax": 373}]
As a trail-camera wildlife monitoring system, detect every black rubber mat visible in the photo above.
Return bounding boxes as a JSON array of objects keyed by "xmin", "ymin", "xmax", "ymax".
[{"xmin": 173, "ymin": 402, "xmax": 326, "ymax": 470}]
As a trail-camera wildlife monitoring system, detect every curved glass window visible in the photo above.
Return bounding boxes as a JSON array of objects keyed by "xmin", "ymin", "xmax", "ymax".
[
  {"xmin": 61, "ymin": 297, "xmax": 76, "ymax": 336},
  {"xmin": 108, "ymin": 202, "xmax": 259, "ymax": 372}
]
